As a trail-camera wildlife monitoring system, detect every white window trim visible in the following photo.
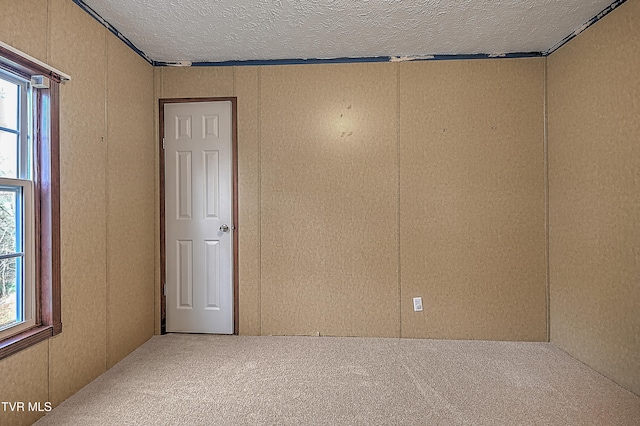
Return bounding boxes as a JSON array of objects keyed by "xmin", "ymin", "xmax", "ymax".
[{"xmin": 0, "ymin": 41, "xmax": 70, "ymax": 82}]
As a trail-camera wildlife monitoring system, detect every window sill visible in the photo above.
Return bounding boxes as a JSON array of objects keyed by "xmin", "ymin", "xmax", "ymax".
[{"xmin": 0, "ymin": 325, "xmax": 55, "ymax": 360}]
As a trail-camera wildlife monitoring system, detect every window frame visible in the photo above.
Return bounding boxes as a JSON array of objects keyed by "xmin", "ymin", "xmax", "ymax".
[
  {"xmin": 0, "ymin": 178, "xmax": 36, "ymax": 338},
  {"xmin": 0, "ymin": 44, "xmax": 62, "ymax": 360},
  {"xmin": 0, "ymin": 70, "xmax": 36, "ymax": 339}
]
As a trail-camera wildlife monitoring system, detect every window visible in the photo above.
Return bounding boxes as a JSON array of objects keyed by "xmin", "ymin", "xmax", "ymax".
[
  {"xmin": 0, "ymin": 42, "xmax": 64, "ymax": 359},
  {"xmin": 0, "ymin": 71, "xmax": 36, "ymax": 339}
]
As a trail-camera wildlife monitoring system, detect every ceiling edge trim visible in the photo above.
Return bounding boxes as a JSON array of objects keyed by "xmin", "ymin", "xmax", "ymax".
[
  {"xmin": 545, "ymin": 0, "xmax": 628, "ymax": 55},
  {"xmin": 156, "ymin": 52, "xmax": 543, "ymax": 68},
  {"xmin": 71, "ymin": 0, "xmax": 154, "ymax": 65}
]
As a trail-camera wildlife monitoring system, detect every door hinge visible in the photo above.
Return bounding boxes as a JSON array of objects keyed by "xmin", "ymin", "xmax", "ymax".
[
  {"xmin": 162, "ymin": 137, "xmax": 165, "ymax": 150},
  {"xmin": 163, "ymin": 282, "xmax": 167, "ymax": 295}
]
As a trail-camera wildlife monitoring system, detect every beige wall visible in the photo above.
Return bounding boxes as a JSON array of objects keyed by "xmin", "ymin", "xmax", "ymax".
[
  {"xmin": 106, "ymin": 35, "xmax": 155, "ymax": 368},
  {"xmin": 47, "ymin": 0, "xmax": 108, "ymax": 407},
  {"xmin": 547, "ymin": 0, "xmax": 640, "ymax": 396},
  {"xmin": 400, "ymin": 59, "xmax": 547, "ymax": 341},
  {"xmin": 0, "ymin": 1, "xmax": 156, "ymax": 424},
  {"xmin": 260, "ymin": 63, "xmax": 400, "ymax": 337},
  {"xmin": 156, "ymin": 57, "xmax": 547, "ymax": 340}
]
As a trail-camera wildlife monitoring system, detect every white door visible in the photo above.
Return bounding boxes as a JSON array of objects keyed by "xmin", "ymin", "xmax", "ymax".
[{"xmin": 164, "ymin": 101, "xmax": 234, "ymax": 334}]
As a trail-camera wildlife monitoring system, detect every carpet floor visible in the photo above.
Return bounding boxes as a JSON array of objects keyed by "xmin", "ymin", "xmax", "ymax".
[{"xmin": 34, "ymin": 335, "xmax": 640, "ymax": 425}]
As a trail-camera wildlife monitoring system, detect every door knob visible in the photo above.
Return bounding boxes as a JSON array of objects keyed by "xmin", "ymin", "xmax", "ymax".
[{"xmin": 219, "ymin": 224, "xmax": 230, "ymax": 233}]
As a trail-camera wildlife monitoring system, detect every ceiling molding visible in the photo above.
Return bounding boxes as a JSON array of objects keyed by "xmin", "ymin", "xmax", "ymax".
[
  {"xmin": 545, "ymin": 0, "xmax": 627, "ymax": 55},
  {"xmin": 155, "ymin": 52, "xmax": 543, "ymax": 68},
  {"xmin": 71, "ymin": 0, "xmax": 153, "ymax": 65}
]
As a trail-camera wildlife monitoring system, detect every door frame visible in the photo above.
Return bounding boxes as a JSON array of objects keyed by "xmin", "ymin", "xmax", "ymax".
[{"xmin": 159, "ymin": 97, "xmax": 239, "ymax": 335}]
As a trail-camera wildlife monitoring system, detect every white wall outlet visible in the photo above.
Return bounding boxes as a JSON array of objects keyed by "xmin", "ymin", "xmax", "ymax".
[{"xmin": 413, "ymin": 297, "xmax": 423, "ymax": 312}]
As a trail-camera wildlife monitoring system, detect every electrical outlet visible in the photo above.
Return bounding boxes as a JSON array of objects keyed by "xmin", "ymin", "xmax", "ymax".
[{"xmin": 413, "ymin": 297, "xmax": 423, "ymax": 312}]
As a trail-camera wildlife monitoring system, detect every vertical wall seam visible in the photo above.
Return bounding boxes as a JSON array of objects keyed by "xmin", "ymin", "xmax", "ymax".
[
  {"xmin": 257, "ymin": 67, "xmax": 262, "ymax": 336},
  {"xmin": 45, "ymin": 0, "xmax": 51, "ymax": 64},
  {"xmin": 396, "ymin": 63, "xmax": 402, "ymax": 338},
  {"xmin": 153, "ymin": 68, "xmax": 159, "ymax": 336},
  {"xmin": 232, "ymin": 66, "xmax": 236, "ymax": 96},
  {"xmin": 543, "ymin": 58, "xmax": 551, "ymax": 343},
  {"xmin": 159, "ymin": 69, "xmax": 163, "ymax": 334},
  {"xmin": 46, "ymin": 0, "xmax": 52, "ymax": 404},
  {"xmin": 104, "ymin": 31, "xmax": 110, "ymax": 370},
  {"xmin": 47, "ymin": 341, "xmax": 51, "ymax": 406},
  {"xmin": 157, "ymin": 68, "xmax": 163, "ymax": 335}
]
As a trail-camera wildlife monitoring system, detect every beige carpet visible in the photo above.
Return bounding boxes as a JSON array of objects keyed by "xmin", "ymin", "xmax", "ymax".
[{"xmin": 34, "ymin": 335, "xmax": 640, "ymax": 425}]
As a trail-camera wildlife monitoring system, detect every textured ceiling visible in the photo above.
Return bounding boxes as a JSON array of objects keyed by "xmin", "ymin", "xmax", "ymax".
[{"xmin": 78, "ymin": 0, "xmax": 617, "ymax": 63}]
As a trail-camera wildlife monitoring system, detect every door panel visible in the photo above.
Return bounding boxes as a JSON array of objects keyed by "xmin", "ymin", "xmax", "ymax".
[{"xmin": 165, "ymin": 101, "xmax": 233, "ymax": 334}]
